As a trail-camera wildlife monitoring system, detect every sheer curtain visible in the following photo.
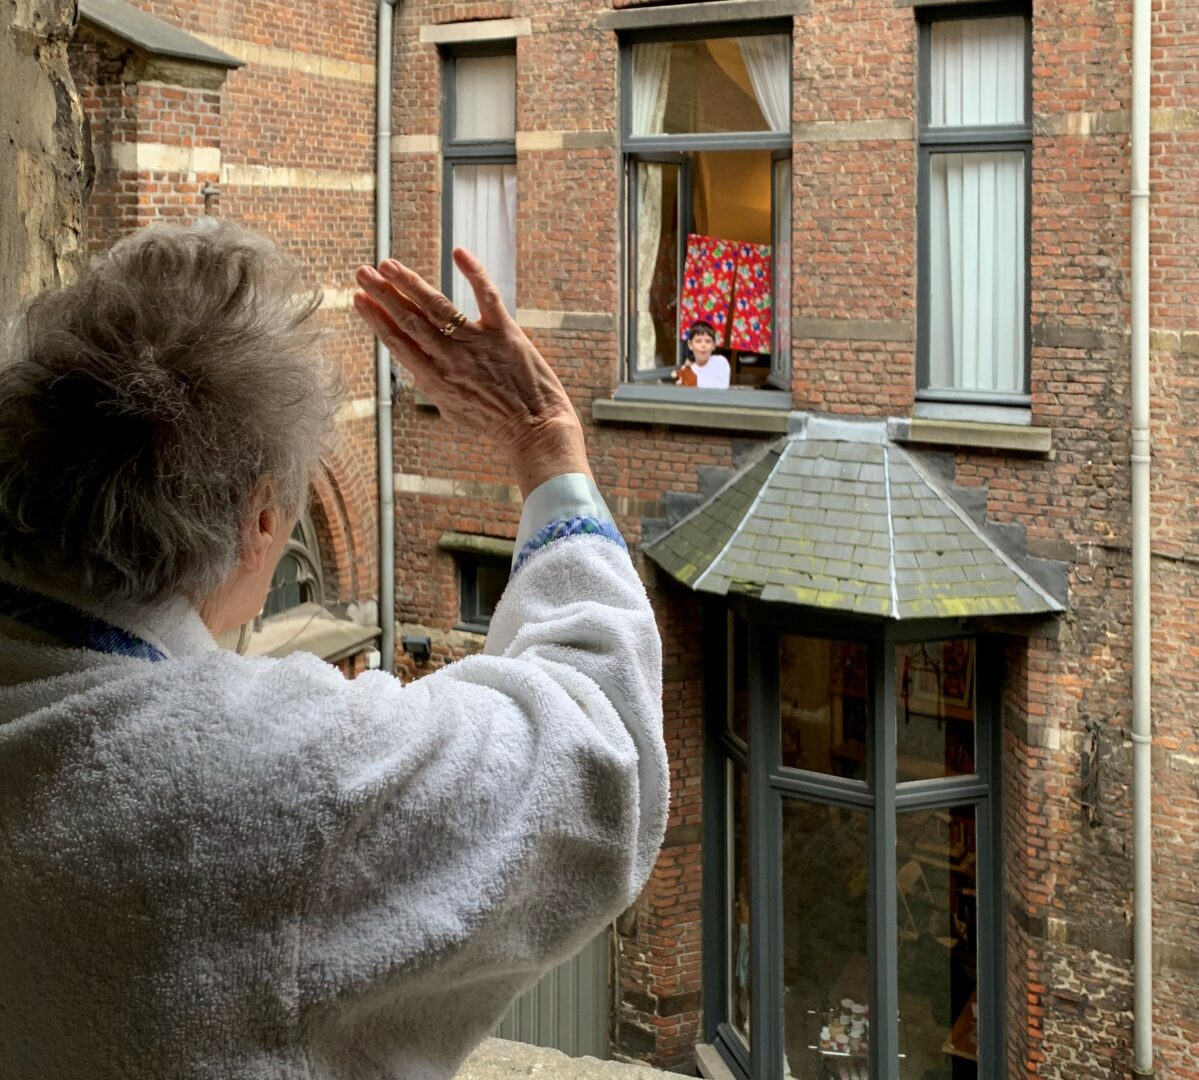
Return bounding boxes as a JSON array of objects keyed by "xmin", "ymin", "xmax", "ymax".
[
  {"xmin": 452, "ymin": 164, "xmax": 516, "ymax": 320},
  {"xmin": 631, "ymin": 43, "xmax": 672, "ymax": 371},
  {"xmin": 738, "ymin": 35, "xmax": 791, "ymax": 133},
  {"xmin": 927, "ymin": 17, "xmax": 1025, "ymax": 392},
  {"xmin": 454, "ymin": 54, "xmax": 517, "ymax": 140}
]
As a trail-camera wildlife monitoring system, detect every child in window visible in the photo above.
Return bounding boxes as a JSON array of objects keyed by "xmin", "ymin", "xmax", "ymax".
[{"xmin": 673, "ymin": 320, "xmax": 731, "ymax": 389}]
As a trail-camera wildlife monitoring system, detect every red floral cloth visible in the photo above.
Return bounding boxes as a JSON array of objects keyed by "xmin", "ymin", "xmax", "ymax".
[
  {"xmin": 679, "ymin": 234, "xmax": 736, "ymax": 347},
  {"xmin": 678, "ymin": 234, "xmax": 773, "ymax": 355},
  {"xmin": 729, "ymin": 242, "xmax": 772, "ymax": 355}
]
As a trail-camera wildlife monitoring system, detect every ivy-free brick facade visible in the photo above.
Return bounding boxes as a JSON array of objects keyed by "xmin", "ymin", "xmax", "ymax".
[{"xmin": 71, "ymin": 0, "xmax": 1197, "ymax": 1077}]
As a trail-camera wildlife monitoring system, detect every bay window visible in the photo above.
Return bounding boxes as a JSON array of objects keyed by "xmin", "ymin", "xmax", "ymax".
[{"xmin": 707, "ymin": 612, "xmax": 1001, "ymax": 1080}]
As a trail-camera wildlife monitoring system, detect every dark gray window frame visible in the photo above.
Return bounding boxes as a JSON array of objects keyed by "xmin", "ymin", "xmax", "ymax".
[
  {"xmin": 617, "ymin": 21, "xmax": 794, "ymax": 392},
  {"xmin": 916, "ymin": 3, "xmax": 1033, "ymax": 407},
  {"xmin": 702, "ymin": 598, "xmax": 1005, "ymax": 1080},
  {"xmin": 454, "ymin": 550, "xmax": 510, "ymax": 633},
  {"xmin": 440, "ymin": 41, "xmax": 517, "ymax": 303}
]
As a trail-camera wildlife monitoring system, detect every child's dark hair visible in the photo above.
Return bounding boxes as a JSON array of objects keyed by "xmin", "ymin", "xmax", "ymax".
[{"xmin": 688, "ymin": 320, "xmax": 717, "ymax": 341}]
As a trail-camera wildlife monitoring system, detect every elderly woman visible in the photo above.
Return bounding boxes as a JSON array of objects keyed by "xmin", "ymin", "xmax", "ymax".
[{"xmin": 0, "ymin": 222, "xmax": 667, "ymax": 1080}]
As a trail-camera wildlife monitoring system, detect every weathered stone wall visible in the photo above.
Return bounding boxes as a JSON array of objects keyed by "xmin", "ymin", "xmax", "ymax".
[{"xmin": 1, "ymin": 0, "xmax": 86, "ymax": 314}]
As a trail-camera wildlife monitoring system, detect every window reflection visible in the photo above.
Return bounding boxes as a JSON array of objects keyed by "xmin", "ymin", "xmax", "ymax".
[
  {"xmin": 780, "ymin": 636, "xmax": 869, "ymax": 782},
  {"xmin": 896, "ymin": 639, "xmax": 977, "ymax": 781},
  {"xmin": 783, "ymin": 800, "xmax": 870, "ymax": 1078},
  {"xmin": 897, "ymin": 806, "xmax": 979, "ymax": 1078},
  {"xmin": 728, "ymin": 614, "xmax": 749, "ymax": 743},
  {"xmin": 727, "ymin": 763, "xmax": 751, "ymax": 1044}
]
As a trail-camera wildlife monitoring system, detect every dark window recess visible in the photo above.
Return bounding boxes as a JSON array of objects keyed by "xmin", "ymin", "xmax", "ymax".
[{"xmin": 458, "ymin": 554, "xmax": 511, "ymax": 631}]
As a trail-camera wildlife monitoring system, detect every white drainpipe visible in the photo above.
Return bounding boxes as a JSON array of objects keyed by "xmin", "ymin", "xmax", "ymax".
[
  {"xmin": 1130, "ymin": 0, "xmax": 1153, "ymax": 1070},
  {"xmin": 375, "ymin": 0, "xmax": 398, "ymax": 673}
]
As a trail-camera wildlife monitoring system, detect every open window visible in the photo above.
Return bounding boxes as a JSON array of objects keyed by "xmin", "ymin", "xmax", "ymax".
[{"xmin": 621, "ymin": 29, "xmax": 792, "ymax": 396}]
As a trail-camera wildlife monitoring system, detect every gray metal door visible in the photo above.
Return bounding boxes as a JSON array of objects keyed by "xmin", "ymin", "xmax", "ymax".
[{"xmin": 493, "ymin": 929, "xmax": 610, "ymax": 1059}]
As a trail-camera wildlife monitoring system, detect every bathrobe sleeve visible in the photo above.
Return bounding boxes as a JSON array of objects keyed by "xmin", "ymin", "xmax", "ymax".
[{"xmin": 294, "ymin": 526, "xmax": 668, "ymax": 1078}]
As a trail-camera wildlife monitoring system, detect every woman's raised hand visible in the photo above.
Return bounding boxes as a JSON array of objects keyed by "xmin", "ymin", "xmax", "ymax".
[{"xmin": 353, "ymin": 249, "xmax": 590, "ymax": 498}]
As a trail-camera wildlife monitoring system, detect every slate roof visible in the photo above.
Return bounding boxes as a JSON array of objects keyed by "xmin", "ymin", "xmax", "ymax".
[
  {"xmin": 79, "ymin": 0, "xmax": 242, "ymax": 68},
  {"xmin": 644, "ymin": 434, "xmax": 1063, "ymax": 620}
]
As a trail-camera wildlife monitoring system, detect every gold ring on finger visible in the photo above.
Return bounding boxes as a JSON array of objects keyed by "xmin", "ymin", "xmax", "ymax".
[{"xmin": 440, "ymin": 311, "xmax": 468, "ymax": 337}]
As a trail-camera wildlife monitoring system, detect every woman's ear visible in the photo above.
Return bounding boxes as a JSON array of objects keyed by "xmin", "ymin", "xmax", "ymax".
[{"xmin": 242, "ymin": 504, "xmax": 281, "ymax": 575}]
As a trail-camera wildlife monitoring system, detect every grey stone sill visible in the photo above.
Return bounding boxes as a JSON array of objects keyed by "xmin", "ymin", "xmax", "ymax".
[
  {"xmin": 438, "ymin": 531, "xmax": 515, "ymax": 558},
  {"xmin": 695, "ymin": 1043, "xmax": 738, "ymax": 1080},
  {"xmin": 593, "ymin": 397, "xmax": 790, "ymax": 434},
  {"xmin": 413, "ymin": 388, "xmax": 438, "ymax": 410},
  {"xmin": 889, "ymin": 416, "xmax": 1053, "ymax": 454}
]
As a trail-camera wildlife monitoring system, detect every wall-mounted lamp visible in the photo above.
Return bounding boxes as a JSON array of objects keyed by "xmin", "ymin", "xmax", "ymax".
[{"xmin": 401, "ymin": 635, "xmax": 432, "ymax": 663}]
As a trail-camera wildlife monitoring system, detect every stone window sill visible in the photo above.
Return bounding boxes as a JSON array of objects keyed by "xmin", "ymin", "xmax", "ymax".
[
  {"xmin": 889, "ymin": 416, "xmax": 1052, "ymax": 454},
  {"xmin": 592, "ymin": 397, "xmax": 790, "ymax": 434}
]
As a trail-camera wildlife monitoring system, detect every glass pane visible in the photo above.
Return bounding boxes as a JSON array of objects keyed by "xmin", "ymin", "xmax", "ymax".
[
  {"xmin": 631, "ymin": 36, "xmax": 789, "ymax": 135},
  {"xmin": 728, "ymin": 614, "xmax": 749, "ymax": 743},
  {"xmin": 897, "ymin": 806, "xmax": 979, "ymax": 1079},
  {"xmin": 929, "ymin": 16, "xmax": 1025, "ymax": 127},
  {"xmin": 896, "ymin": 640, "xmax": 977, "ymax": 782},
  {"xmin": 452, "ymin": 163, "xmax": 516, "ymax": 319},
  {"xmin": 783, "ymin": 800, "xmax": 871, "ymax": 1079},
  {"xmin": 780, "ymin": 635, "xmax": 869, "ymax": 782},
  {"xmin": 927, "ymin": 151, "xmax": 1025, "ymax": 393},
  {"xmin": 727, "ymin": 762, "xmax": 751, "ymax": 1044},
  {"xmin": 771, "ymin": 156, "xmax": 791, "ymax": 386},
  {"xmin": 632, "ymin": 161, "xmax": 680, "ymax": 373},
  {"xmin": 475, "ymin": 561, "xmax": 509, "ymax": 624},
  {"xmin": 453, "ymin": 53, "xmax": 516, "ymax": 140}
]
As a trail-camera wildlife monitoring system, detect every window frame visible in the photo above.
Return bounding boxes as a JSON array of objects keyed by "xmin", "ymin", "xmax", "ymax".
[
  {"xmin": 440, "ymin": 42, "xmax": 518, "ymax": 306},
  {"xmin": 916, "ymin": 4, "xmax": 1033, "ymax": 406},
  {"xmin": 702, "ymin": 600, "xmax": 1005, "ymax": 1080},
  {"xmin": 261, "ymin": 512, "xmax": 325, "ymax": 621},
  {"xmin": 455, "ymin": 550, "xmax": 511, "ymax": 633},
  {"xmin": 618, "ymin": 22, "xmax": 793, "ymax": 390}
]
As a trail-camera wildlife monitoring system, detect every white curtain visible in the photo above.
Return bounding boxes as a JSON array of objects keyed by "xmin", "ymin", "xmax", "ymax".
[
  {"xmin": 631, "ymin": 43, "xmax": 671, "ymax": 371},
  {"xmin": 454, "ymin": 54, "xmax": 517, "ymax": 140},
  {"xmin": 930, "ymin": 16, "xmax": 1024, "ymax": 127},
  {"xmin": 928, "ymin": 152, "xmax": 1024, "ymax": 392},
  {"xmin": 739, "ymin": 35, "xmax": 791, "ymax": 133},
  {"xmin": 452, "ymin": 163, "xmax": 516, "ymax": 320}
]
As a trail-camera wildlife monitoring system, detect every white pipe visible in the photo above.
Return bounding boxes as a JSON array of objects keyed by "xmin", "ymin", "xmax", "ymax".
[
  {"xmin": 1130, "ymin": 0, "xmax": 1153, "ymax": 1069},
  {"xmin": 375, "ymin": 0, "xmax": 398, "ymax": 673}
]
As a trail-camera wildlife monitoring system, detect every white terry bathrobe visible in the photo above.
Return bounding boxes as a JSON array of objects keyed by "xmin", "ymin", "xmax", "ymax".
[{"xmin": 0, "ymin": 477, "xmax": 668, "ymax": 1080}]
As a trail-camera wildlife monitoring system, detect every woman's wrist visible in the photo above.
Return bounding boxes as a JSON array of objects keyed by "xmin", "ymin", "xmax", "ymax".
[{"xmin": 509, "ymin": 416, "xmax": 591, "ymax": 499}]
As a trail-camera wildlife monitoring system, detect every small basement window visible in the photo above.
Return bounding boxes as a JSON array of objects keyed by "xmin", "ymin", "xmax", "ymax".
[{"xmin": 457, "ymin": 552, "xmax": 511, "ymax": 632}]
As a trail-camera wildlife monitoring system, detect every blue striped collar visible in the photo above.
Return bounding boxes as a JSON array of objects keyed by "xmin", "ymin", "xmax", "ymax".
[{"xmin": 0, "ymin": 581, "xmax": 167, "ymax": 661}]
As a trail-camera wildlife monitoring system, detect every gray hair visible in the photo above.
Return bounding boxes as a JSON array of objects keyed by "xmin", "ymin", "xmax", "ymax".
[{"xmin": 0, "ymin": 220, "xmax": 342, "ymax": 606}]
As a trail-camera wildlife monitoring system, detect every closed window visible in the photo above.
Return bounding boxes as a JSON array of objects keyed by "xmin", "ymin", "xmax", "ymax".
[
  {"xmin": 621, "ymin": 29, "xmax": 792, "ymax": 394},
  {"xmin": 262, "ymin": 514, "xmax": 324, "ymax": 619},
  {"xmin": 918, "ymin": 10, "xmax": 1031, "ymax": 402},
  {"xmin": 457, "ymin": 552, "xmax": 510, "ymax": 632},
  {"xmin": 443, "ymin": 48, "xmax": 517, "ymax": 319}
]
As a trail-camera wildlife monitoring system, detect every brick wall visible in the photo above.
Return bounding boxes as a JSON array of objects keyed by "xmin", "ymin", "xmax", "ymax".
[
  {"xmin": 74, "ymin": 0, "xmax": 382, "ymax": 628},
  {"xmin": 389, "ymin": 0, "xmax": 1199, "ymax": 1076}
]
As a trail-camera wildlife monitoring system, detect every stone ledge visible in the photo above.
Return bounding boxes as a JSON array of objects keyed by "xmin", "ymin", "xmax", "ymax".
[
  {"xmin": 438, "ymin": 531, "xmax": 515, "ymax": 559},
  {"xmin": 593, "ymin": 398, "xmax": 790, "ymax": 434},
  {"xmin": 598, "ymin": 0, "xmax": 806, "ymax": 30},
  {"xmin": 890, "ymin": 417, "xmax": 1052, "ymax": 454},
  {"xmin": 456, "ymin": 1038, "xmax": 671, "ymax": 1079}
]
